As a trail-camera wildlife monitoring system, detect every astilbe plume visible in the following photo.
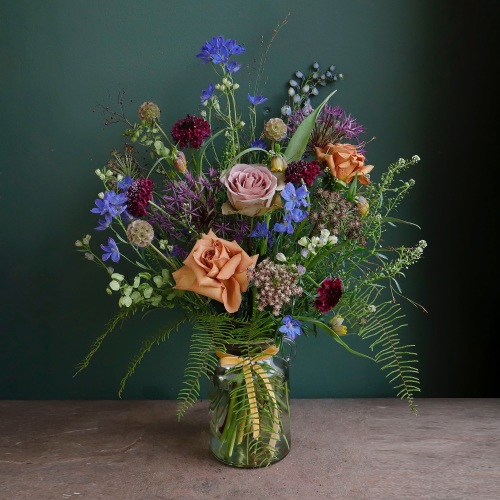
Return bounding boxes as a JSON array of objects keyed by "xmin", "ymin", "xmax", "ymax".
[{"xmin": 148, "ymin": 169, "xmax": 249, "ymax": 249}]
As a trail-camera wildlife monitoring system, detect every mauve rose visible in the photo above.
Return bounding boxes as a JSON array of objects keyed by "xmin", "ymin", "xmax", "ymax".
[
  {"xmin": 314, "ymin": 143, "xmax": 374, "ymax": 185},
  {"xmin": 221, "ymin": 163, "xmax": 285, "ymax": 217},
  {"xmin": 172, "ymin": 230, "xmax": 258, "ymax": 313}
]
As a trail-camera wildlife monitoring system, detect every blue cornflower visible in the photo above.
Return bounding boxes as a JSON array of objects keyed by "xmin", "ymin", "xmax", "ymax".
[
  {"xmin": 250, "ymin": 137, "xmax": 267, "ymax": 149},
  {"xmin": 100, "ymin": 237, "xmax": 120, "ymax": 263},
  {"xmin": 247, "ymin": 93, "xmax": 268, "ymax": 106},
  {"xmin": 251, "ymin": 221, "xmax": 269, "ymax": 238},
  {"xmin": 279, "ymin": 315, "xmax": 303, "ymax": 340},
  {"xmin": 281, "ymin": 182, "xmax": 310, "ymax": 211},
  {"xmin": 200, "ymin": 83, "xmax": 214, "ymax": 103},
  {"xmin": 225, "ymin": 61, "xmax": 241, "ymax": 73}
]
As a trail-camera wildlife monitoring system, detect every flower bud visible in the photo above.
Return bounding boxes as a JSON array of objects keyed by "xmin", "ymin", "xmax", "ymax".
[
  {"xmin": 281, "ymin": 105, "xmax": 292, "ymax": 116},
  {"xmin": 276, "ymin": 252, "xmax": 287, "ymax": 262},
  {"xmin": 233, "ymin": 83, "xmax": 240, "ymax": 90},
  {"xmin": 173, "ymin": 151, "xmax": 187, "ymax": 174},
  {"xmin": 357, "ymin": 196, "xmax": 369, "ymax": 216},
  {"xmin": 138, "ymin": 101, "xmax": 161, "ymax": 124},
  {"xmin": 270, "ymin": 155, "xmax": 287, "ymax": 173},
  {"xmin": 328, "ymin": 315, "xmax": 347, "ymax": 335}
]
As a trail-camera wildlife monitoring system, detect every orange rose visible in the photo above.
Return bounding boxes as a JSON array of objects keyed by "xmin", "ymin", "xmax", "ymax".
[
  {"xmin": 172, "ymin": 230, "xmax": 258, "ymax": 313},
  {"xmin": 314, "ymin": 143, "xmax": 374, "ymax": 185}
]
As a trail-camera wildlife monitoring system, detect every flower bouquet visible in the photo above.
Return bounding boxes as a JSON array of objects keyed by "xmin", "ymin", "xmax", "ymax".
[{"xmin": 75, "ymin": 30, "xmax": 426, "ymax": 467}]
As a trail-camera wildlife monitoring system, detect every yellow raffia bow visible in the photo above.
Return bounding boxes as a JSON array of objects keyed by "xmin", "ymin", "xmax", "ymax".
[{"xmin": 215, "ymin": 345, "xmax": 280, "ymax": 442}]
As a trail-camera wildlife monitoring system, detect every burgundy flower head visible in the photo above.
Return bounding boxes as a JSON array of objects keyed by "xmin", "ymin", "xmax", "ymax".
[
  {"xmin": 285, "ymin": 160, "xmax": 322, "ymax": 186},
  {"xmin": 313, "ymin": 277, "xmax": 343, "ymax": 314},
  {"xmin": 171, "ymin": 115, "xmax": 211, "ymax": 149},
  {"xmin": 126, "ymin": 177, "xmax": 154, "ymax": 217}
]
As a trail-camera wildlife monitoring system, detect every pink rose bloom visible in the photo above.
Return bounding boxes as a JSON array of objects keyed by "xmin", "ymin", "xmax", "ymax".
[{"xmin": 221, "ymin": 163, "xmax": 284, "ymax": 217}]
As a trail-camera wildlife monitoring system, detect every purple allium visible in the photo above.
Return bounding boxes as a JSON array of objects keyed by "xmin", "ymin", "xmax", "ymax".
[
  {"xmin": 313, "ymin": 277, "xmax": 343, "ymax": 314},
  {"xmin": 279, "ymin": 315, "xmax": 303, "ymax": 340},
  {"xmin": 126, "ymin": 178, "xmax": 154, "ymax": 217},
  {"xmin": 100, "ymin": 237, "xmax": 120, "ymax": 263},
  {"xmin": 285, "ymin": 160, "xmax": 322, "ymax": 187},
  {"xmin": 171, "ymin": 115, "xmax": 211, "ymax": 149},
  {"xmin": 148, "ymin": 170, "xmax": 249, "ymax": 248},
  {"xmin": 200, "ymin": 83, "xmax": 214, "ymax": 103},
  {"xmin": 287, "ymin": 104, "xmax": 366, "ymax": 153},
  {"xmin": 247, "ymin": 93, "xmax": 268, "ymax": 106},
  {"xmin": 196, "ymin": 36, "xmax": 245, "ymax": 65}
]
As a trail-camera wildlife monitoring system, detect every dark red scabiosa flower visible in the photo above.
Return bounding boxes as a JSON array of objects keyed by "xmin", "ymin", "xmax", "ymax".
[
  {"xmin": 126, "ymin": 177, "xmax": 154, "ymax": 217},
  {"xmin": 171, "ymin": 115, "xmax": 211, "ymax": 149},
  {"xmin": 313, "ymin": 277, "xmax": 343, "ymax": 314},
  {"xmin": 285, "ymin": 160, "xmax": 322, "ymax": 187}
]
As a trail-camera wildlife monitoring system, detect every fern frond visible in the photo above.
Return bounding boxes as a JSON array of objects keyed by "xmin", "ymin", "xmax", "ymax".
[
  {"xmin": 338, "ymin": 287, "xmax": 420, "ymax": 413},
  {"xmin": 117, "ymin": 315, "xmax": 188, "ymax": 398},
  {"xmin": 74, "ymin": 308, "xmax": 132, "ymax": 376}
]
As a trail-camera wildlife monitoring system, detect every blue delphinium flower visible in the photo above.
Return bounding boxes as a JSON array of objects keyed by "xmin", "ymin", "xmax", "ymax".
[
  {"xmin": 118, "ymin": 175, "xmax": 133, "ymax": 191},
  {"xmin": 250, "ymin": 137, "xmax": 267, "ymax": 149},
  {"xmin": 196, "ymin": 36, "xmax": 245, "ymax": 65},
  {"xmin": 247, "ymin": 93, "xmax": 268, "ymax": 106},
  {"xmin": 91, "ymin": 190, "xmax": 127, "ymax": 230},
  {"xmin": 225, "ymin": 61, "xmax": 241, "ymax": 73},
  {"xmin": 200, "ymin": 83, "xmax": 214, "ymax": 103},
  {"xmin": 251, "ymin": 221, "xmax": 269, "ymax": 238},
  {"xmin": 281, "ymin": 182, "xmax": 310, "ymax": 211},
  {"xmin": 279, "ymin": 315, "xmax": 302, "ymax": 340},
  {"xmin": 100, "ymin": 237, "xmax": 120, "ymax": 263}
]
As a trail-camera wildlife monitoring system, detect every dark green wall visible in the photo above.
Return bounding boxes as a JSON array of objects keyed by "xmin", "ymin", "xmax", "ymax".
[{"xmin": 1, "ymin": 1, "xmax": 496, "ymax": 400}]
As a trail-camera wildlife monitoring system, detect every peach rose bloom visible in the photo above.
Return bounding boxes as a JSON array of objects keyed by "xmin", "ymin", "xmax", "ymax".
[
  {"xmin": 314, "ymin": 143, "xmax": 374, "ymax": 185},
  {"xmin": 221, "ymin": 163, "xmax": 284, "ymax": 217},
  {"xmin": 172, "ymin": 230, "xmax": 258, "ymax": 313}
]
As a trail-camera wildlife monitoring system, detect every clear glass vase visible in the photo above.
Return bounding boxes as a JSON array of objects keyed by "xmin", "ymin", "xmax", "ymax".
[{"xmin": 208, "ymin": 338, "xmax": 295, "ymax": 468}]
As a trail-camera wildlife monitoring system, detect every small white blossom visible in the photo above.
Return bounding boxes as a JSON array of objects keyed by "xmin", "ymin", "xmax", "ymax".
[{"xmin": 276, "ymin": 253, "xmax": 287, "ymax": 262}]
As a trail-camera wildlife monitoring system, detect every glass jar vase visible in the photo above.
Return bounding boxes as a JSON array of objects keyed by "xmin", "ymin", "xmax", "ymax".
[{"xmin": 208, "ymin": 338, "xmax": 295, "ymax": 468}]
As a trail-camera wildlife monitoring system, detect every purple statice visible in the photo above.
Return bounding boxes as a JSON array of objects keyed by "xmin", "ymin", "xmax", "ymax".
[
  {"xmin": 196, "ymin": 36, "xmax": 245, "ymax": 65},
  {"xmin": 100, "ymin": 237, "xmax": 120, "ymax": 263},
  {"xmin": 148, "ymin": 169, "xmax": 249, "ymax": 248},
  {"xmin": 279, "ymin": 315, "xmax": 303, "ymax": 340},
  {"xmin": 313, "ymin": 277, "xmax": 343, "ymax": 314},
  {"xmin": 91, "ymin": 190, "xmax": 127, "ymax": 230}
]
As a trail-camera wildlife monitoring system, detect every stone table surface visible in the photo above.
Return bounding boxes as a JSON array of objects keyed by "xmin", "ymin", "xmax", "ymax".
[{"xmin": 0, "ymin": 399, "xmax": 499, "ymax": 500}]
